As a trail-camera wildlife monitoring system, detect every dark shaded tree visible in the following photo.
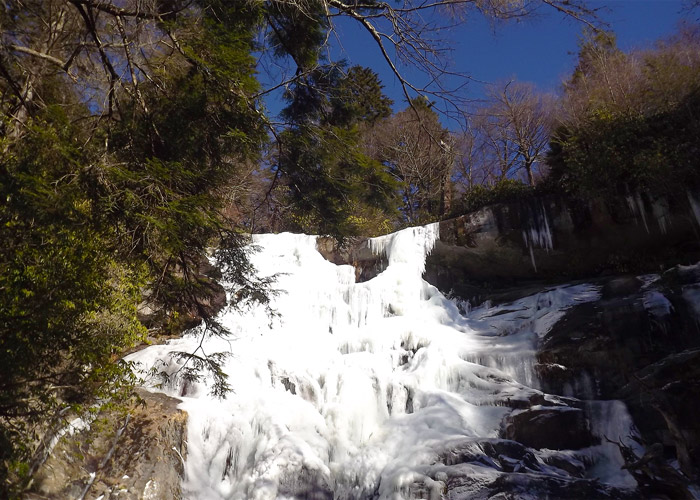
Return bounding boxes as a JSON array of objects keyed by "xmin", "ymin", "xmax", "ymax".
[
  {"xmin": 547, "ymin": 25, "xmax": 700, "ymax": 197},
  {"xmin": 277, "ymin": 64, "xmax": 398, "ymax": 237}
]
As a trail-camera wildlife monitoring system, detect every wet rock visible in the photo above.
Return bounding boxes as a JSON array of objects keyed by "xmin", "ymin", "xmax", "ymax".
[
  {"xmin": 540, "ymin": 452, "xmax": 586, "ymax": 477},
  {"xmin": 502, "ymin": 407, "xmax": 595, "ymax": 450},
  {"xmin": 27, "ymin": 389, "xmax": 187, "ymax": 500},
  {"xmin": 660, "ymin": 262, "xmax": 700, "ymax": 286},
  {"xmin": 537, "ymin": 268, "xmax": 700, "ymax": 486},
  {"xmin": 316, "ymin": 236, "xmax": 388, "ymax": 282},
  {"xmin": 414, "ymin": 438, "xmax": 634, "ymax": 500},
  {"xmin": 618, "ymin": 349, "xmax": 700, "ymax": 478},
  {"xmin": 440, "ymin": 439, "xmax": 539, "ymax": 471},
  {"xmin": 485, "ymin": 472, "xmax": 634, "ymax": 500}
]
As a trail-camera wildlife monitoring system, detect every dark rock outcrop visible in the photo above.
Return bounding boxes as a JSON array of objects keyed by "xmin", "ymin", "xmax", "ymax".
[
  {"xmin": 316, "ymin": 236, "xmax": 387, "ymax": 282},
  {"xmin": 536, "ymin": 266, "xmax": 700, "ymax": 484},
  {"xmin": 409, "ymin": 438, "xmax": 634, "ymax": 500},
  {"xmin": 502, "ymin": 407, "xmax": 595, "ymax": 450},
  {"xmin": 426, "ymin": 191, "xmax": 700, "ymax": 301}
]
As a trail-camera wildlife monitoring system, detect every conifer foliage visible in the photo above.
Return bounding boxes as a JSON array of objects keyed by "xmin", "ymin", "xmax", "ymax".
[{"xmin": 277, "ymin": 64, "xmax": 398, "ymax": 237}]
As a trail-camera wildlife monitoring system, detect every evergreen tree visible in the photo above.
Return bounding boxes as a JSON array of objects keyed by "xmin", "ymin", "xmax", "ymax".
[
  {"xmin": 0, "ymin": 1, "xmax": 269, "ymax": 491},
  {"xmin": 277, "ymin": 64, "xmax": 398, "ymax": 237}
]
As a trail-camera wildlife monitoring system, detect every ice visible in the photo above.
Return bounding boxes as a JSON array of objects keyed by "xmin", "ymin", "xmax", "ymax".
[
  {"xmin": 626, "ymin": 193, "xmax": 650, "ymax": 234},
  {"xmin": 651, "ymin": 198, "xmax": 671, "ymax": 234},
  {"xmin": 584, "ymin": 400, "xmax": 643, "ymax": 489},
  {"xmin": 127, "ymin": 225, "xmax": 636, "ymax": 499},
  {"xmin": 688, "ymin": 191, "xmax": 700, "ymax": 228},
  {"xmin": 521, "ymin": 203, "xmax": 554, "ymax": 272}
]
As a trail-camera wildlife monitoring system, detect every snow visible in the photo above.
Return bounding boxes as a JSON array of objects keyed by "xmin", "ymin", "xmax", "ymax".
[{"xmin": 127, "ymin": 224, "xmax": 636, "ymax": 499}]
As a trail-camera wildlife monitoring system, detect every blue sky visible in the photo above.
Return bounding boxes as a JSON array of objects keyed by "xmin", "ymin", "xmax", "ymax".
[
  {"xmin": 260, "ymin": 1, "xmax": 697, "ymax": 123},
  {"xmin": 345, "ymin": 1, "xmax": 694, "ymax": 98}
]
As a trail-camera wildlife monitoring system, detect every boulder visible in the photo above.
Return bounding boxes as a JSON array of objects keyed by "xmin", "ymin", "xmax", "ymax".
[{"xmin": 502, "ymin": 407, "xmax": 595, "ymax": 450}]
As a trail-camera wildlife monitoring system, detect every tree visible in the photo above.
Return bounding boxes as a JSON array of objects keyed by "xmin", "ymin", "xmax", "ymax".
[
  {"xmin": 560, "ymin": 28, "xmax": 646, "ymax": 125},
  {"xmin": 472, "ymin": 104, "xmax": 520, "ymax": 184},
  {"xmin": 374, "ymin": 98, "xmax": 456, "ymax": 224},
  {"xmin": 485, "ymin": 81, "xmax": 554, "ymax": 186},
  {"xmin": 276, "ymin": 64, "xmax": 398, "ymax": 237},
  {"xmin": 547, "ymin": 25, "xmax": 700, "ymax": 197},
  {"xmin": 454, "ymin": 121, "xmax": 488, "ymax": 190},
  {"xmin": 0, "ymin": 0, "xmax": 269, "ymax": 490}
]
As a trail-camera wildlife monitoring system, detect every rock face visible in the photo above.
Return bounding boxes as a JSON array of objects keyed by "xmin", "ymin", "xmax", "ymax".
[
  {"xmin": 409, "ymin": 439, "xmax": 634, "ymax": 500},
  {"xmin": 426, "ymin": 191, "xmax": 700, "ymax": 300},
  {"xmin": 316, "ymin": 236, "xmax": 387, "ymax": 282},
  {"xmin": 537, "ymin": 265, "xmax": 700, "ymax": 482},
  {"xmin": 26, "ymin": 389, "xmax": 187, "ymax": 500}
]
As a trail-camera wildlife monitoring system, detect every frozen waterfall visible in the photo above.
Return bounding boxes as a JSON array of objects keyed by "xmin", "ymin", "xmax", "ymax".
[{"xmin": 127, "ymin": 224, "xmax": 639, "ymax": 499}]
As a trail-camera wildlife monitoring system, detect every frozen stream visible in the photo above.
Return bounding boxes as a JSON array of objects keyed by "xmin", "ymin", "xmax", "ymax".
[{"xmin": 127, "ymin": 225, "xmax": 640, "ymax": 499}]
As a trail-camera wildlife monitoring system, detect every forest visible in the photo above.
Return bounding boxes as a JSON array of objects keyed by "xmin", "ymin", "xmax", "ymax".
[{"xmin": 1, "ymin": 0, "xmax": 699, "ymax": 495}]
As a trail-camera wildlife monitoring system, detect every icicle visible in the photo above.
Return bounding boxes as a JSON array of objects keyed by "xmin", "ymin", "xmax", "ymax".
[
  {"xmin": 635, "ymin": 193, "xmax": 650, "ymax": 234},
  {"xmin": 688, "ymin": 191, "xmax": 700, "ymax": 228},
  {"xmin": 651, "ymin": 198, "xmax": 670, "ymax": 235}
]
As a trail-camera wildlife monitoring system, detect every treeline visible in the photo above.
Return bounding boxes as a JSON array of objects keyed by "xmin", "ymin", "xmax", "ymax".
[
  {"xmin": 228, "ymin": 24, "xmax": 700, "ymax": 239},
  {"xmin": 459, "ymin": 25, "xmax": 700, "ymax": 211}
]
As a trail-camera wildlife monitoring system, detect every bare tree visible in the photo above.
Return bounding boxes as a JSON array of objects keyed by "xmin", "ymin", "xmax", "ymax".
[
  {"xmin": 454, "ymin": 121, "xmax": 488, "ymax": 189},
  {"xmin": 489, "ymin": 81, "xmax": 554, "ymax": 185},
  {"xmin": 458, "ymin": 81, "xmax": 553, "ymax": 187},
  {"xmin": 372, "ymin": 99, "xmax": 456, "ymax": 223},
  {"xmin": 0, "ymin": 0, "xmax": 600, "ymax": 145},
  {"xmin": 473, "ymin": 104, "xmax": 520, "ymax": 183}
]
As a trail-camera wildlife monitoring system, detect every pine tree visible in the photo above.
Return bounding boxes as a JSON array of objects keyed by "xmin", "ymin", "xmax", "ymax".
[{"xmin": 277, "ymin": 64, "xmax": 398, "ymax": 237}]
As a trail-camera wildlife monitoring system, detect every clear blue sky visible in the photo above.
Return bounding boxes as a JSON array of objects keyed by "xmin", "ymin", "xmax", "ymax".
[
  {"xmin": 260, "ymin": 1, "xmax": 698, "ymax": 124},
  {"xmin": 323, "ymin": 0, "xmax": 697, "ymax": 114}
]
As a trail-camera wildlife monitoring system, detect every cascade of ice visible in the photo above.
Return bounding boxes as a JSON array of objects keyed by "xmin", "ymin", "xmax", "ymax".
[{"xmin": 127, "ymin": 224, "xmax": 640, "ymax": 499}]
